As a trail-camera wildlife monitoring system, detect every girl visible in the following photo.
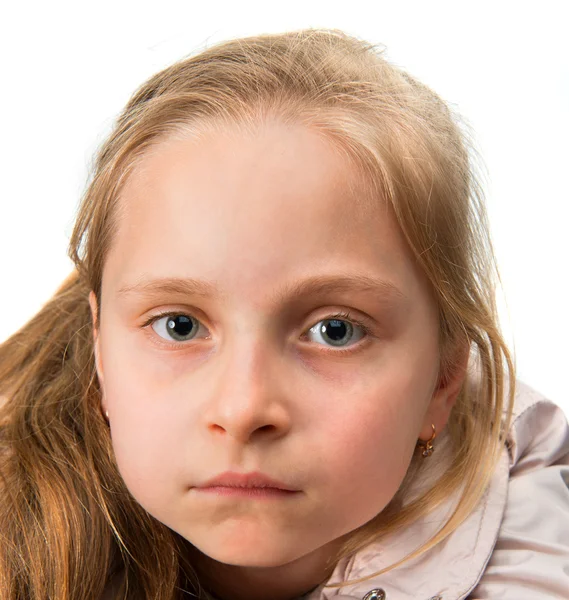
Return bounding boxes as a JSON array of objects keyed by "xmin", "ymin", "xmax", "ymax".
[{"xmin": 0, "ymin": 28, "xmax": 568, "ymax": 600}]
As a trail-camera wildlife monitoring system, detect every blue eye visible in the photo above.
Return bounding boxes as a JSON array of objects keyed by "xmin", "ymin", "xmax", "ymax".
[
  {"xmin": 145, "ymin": 311, "xmax": 371, "ymax": 351},
  {"xmin": 150, "ymin": 314, "xmax": 207, "ymax": 342},
  {"xmin": 307, "ymin": 316, "xmax": 366, "ymax": 348}
]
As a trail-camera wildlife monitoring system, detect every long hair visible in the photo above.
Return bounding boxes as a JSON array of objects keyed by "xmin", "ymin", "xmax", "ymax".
[{"xmin": 0, "ymin": 28, "xmax": 515, "ymax": 598}]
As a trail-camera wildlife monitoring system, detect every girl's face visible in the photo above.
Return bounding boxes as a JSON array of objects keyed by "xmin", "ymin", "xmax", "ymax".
[{"xmin": 90, "ymin": 120, "xmax": 465, "ymax": 596}]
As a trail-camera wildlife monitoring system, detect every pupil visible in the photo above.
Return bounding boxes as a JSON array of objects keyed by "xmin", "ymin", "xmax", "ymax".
[
  {"xmin": 167, "ymin": 316, "xmax": 194, "ymax": 339},
  {"xmin": 323, "ymin": 319, "xmax": 350, "ymax": 345}
]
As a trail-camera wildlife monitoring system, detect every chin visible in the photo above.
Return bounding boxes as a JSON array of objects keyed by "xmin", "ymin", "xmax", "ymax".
[
  {"xmin": 209, "ymin": 545, "xmax": 299, "ymax": 568},
  {"xmin": 189, "ymin": 534, "xmax": 310, "ymax": 569}
]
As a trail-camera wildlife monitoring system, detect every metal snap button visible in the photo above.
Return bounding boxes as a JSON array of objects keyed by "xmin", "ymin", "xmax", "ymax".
[
  {"xmin": 363, "ymin": 590, "xmax": 386, "ymax": 600},
  {"xmin": 427, "ymin": 596, "xmax": 443, "ymax": 600}
]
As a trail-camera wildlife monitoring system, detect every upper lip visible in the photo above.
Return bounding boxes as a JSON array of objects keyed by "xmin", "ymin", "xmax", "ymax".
[{"xmin": 198, "ymin": 471, "xmax": 298, "ymax": 491}]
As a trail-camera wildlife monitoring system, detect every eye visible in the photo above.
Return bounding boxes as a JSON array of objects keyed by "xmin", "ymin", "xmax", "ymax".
[
  {"xmin": 306, "ymin": 313, "xmax": 369, "ymax": 348},
  {"xmin": 144, "ymin": 310, "xmax": 372, "ymax": 350},
  {"xmin": 149, "ymin": 313, "xmax": 208, "ymax": 342}
]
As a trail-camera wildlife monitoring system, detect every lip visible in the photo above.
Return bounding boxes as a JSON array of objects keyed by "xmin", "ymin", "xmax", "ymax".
[
  {"xmin": 196, "ymin": 487, "xmax": 297, "ymax": 498},
  {"xmin": 197, "ymin": 470, "xmax": 298, "ymax": 492}
]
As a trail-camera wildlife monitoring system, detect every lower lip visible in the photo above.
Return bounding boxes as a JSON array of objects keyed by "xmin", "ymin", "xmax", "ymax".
[{"xmin": 196, "ymin": 486, "xmax": 298, "ymax": 498}]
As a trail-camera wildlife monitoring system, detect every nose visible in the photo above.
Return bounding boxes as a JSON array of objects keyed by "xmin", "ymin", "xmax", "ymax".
[{"xmin": 203, "ymin": 333, "xmax": 293, "ymax": 445}]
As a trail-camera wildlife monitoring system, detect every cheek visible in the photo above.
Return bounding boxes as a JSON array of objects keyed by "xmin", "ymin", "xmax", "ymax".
[
  {"xmin": 109, "ymin": 407, "xmax": 182, "ymax": 511},
  {"xmin": 305, "ymin": 353, "xmax": 433, "ymax": 526},
  {"xmin": 98, "ymin": 339, "xmax": 188, "ymax": 508},
  {"xmin": 312, "ymin": 399, "xmax": 419, "ymax": 525}
]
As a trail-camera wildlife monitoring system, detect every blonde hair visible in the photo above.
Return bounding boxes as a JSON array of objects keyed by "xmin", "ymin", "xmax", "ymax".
[{"xmin": 0, "ymin": 28, "xmax": 515, "ymax": 599}]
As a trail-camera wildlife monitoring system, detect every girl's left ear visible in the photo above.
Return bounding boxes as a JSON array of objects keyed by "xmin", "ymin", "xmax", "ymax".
[
  {"xmin": 421, "ymin": 340, "xmax": 470, "ymax": 439},
  {"xmin": 88, "ymin": 291, "xmax": 105, "ymax": 390}
]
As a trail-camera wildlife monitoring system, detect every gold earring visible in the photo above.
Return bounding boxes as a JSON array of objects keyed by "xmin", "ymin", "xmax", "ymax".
[
  {"xmin": 105, "ymin": 410, "xmax": 109, "ymax": 419},
  {"xmin": 418, "ymin": 424, "xmax": 436, "ymax": 458}
]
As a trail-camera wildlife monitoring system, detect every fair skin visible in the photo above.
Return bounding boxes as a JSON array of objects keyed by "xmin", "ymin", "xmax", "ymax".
[{"xmin": 89, "ymin": 119, "xmax": 468, "ymax": 600}]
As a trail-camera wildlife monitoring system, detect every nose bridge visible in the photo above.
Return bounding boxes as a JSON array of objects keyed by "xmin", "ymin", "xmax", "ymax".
[
  {"xmin": 225, "ymin": 327, "xmax": 269, "ymax": 389},
  {"xmin": 205, "ymin": 321, "xmax": 291, "ymax": 443}
]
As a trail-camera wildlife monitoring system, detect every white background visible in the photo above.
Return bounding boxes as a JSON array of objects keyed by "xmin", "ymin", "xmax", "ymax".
[{"xmin": 0, "ymin": 1, "xmax": 567, "ymax": 415}]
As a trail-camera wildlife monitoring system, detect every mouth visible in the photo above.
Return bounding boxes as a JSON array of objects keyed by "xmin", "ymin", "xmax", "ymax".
[
  {"xmin": 195, "ymin": 486, "xmax": 299, "ymax": 499},
  {"xmin": 197, "ymin": 470, "xmax": 299, "ymax": 492}
]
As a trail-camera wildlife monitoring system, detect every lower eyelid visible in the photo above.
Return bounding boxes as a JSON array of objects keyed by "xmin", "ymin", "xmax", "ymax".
[{"xmin": 312, "ymin": 337, "xmax": 372, "ymax": 355}]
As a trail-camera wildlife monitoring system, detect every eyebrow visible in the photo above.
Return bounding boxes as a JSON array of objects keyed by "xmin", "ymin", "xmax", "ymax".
[{"xmin": 116, "ymin": 274, "xmax": 408, "ymax": 307}]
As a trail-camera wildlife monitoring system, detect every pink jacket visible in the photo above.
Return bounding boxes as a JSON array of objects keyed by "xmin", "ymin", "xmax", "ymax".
[{"xmin": 304, "ymin": 380, "xmax": 569, "ymax": 600}]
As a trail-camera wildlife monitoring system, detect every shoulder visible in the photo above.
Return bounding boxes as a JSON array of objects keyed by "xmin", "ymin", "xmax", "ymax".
[
  {"xmin": 505, "ymin": 379, "xmax": 569, "ymax": 473},
  {"xmin": 468, "ymin": 380, "xmax": 569, "ymax": 599}
]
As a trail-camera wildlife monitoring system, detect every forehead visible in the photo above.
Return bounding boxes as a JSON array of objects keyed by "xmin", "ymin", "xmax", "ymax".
[
  {"xmin": 126, "ymin": 119, "xmax": 370, "ymax": 220},
  {"xmin": 103, "ymin": 120, "xmax": 427, "ymax": 308}
]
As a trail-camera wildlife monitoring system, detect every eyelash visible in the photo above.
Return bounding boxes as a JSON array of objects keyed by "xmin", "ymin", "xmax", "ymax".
[{"xmin": 141, "ymin": 310, "xmax": 374, "ymax": 355}]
